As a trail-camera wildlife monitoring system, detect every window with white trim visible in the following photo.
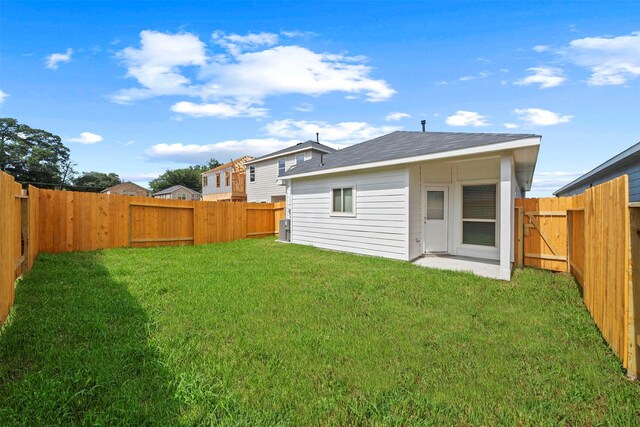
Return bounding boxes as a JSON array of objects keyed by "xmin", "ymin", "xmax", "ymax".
[
  {"xmin": 177, "ymin": 193, "xmax": 187, "ymax": 200},
  {"xmin": 249, "ymin": 165, "xmax": 255, "ymax": 182},
  {"xmin": 462, "ymin": 184, "xmax": 497, "ymax": 246},
  {"xmin": 332, "ymin": 187, "xmax": 354, "ymax": 214},
  {"xmin": 296, "ymin": 153, "xmax": 305, "ymax": 164},
  {"xmin": 278, "ymin": 158, "xmax": 286, "ymax": 176}
]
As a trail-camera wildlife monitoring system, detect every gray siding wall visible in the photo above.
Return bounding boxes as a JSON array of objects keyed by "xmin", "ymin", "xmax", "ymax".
[
  {"xmin": 556, "ymin": 161, "xmax": 640, "ymax": 202},
  {"xmin": 246, "ymin": 150, "xmax": 312, "ymax": 202}
]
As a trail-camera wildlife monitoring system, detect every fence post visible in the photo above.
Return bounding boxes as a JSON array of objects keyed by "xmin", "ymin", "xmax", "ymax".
[
  {"xmin": 20, "ymin": 192, "xmax": 29, "ymax": 274},
  {"xmin": 628, "ymin": 206, "xmax": 640, "ymax": 380},
  {"xmin": 566, "ymin": 210, "xmax": 573, "ymax": 274}
]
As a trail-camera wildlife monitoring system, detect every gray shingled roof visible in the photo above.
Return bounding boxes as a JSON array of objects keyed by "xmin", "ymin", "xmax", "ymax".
[
  {"xmin": 247, "ymin": 140, "xmax": 336, "ymax": 164},
  {"xmin": 283, "ymin": 131, "xmax": 539, "ymax": 177},
  {"xmin": 154, "ymin": 185, "xmax": 200, "ymax": 196}
]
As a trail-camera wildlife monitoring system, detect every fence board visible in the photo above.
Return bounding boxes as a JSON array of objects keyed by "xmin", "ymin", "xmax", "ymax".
[
  {"xmin": 517, "ymin": 175, "xmax": 634, "ymax": 377},
  {"xmin": 0, "ymin": 172, "xmax": 23, "ymax": 322}
]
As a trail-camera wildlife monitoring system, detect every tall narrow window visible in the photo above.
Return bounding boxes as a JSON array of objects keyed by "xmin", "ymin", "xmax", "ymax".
[
  {"xmin": 216, "ymin": 173, "xmax": 220, "ymax": 188},
  {"xmin": 462, "ymin": 184, "xmax": 497, "ymax": 246},
  {"xmin": 332, "ymin": 187, "xmax": 354, "ymax": 214},
  {"xmin": 278, "ymin": 158, "xmax": 286, "ymax": 176},
  {"xmin": 203, "ymin": 176, "xmax": 208, "ymax": 187},
  {"xmin": 225, "ymin": 171, "xmax": 230, "ymax": 186},
  {"xmin": 249, "ymin": 165, "xmax": 255, "ymax": 182}
]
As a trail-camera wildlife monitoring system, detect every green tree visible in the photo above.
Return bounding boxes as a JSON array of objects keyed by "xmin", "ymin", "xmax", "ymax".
[
  {"xmin": 0, "ymin": 118, "xmax": 73, "ymax": 186},
  {"xmin": 72, "ymin": 171, "xmax": 121, "ymax": 192},
  {"xmin": 149, "ymin": 159, "xmax": 221, "ymax": 193}
]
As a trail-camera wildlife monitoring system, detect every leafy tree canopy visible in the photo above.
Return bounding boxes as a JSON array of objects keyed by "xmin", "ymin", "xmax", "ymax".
[
  {"xmin": 72, "ymin": 171, "xmax": 121, "ymax": 192},
  {"xmin": 149, "ymin": 159, "xmax": 221, "ymax": 193},
  {"xmin": 0, "ymin": 117, "xmax": 74, "ymax": 186}
]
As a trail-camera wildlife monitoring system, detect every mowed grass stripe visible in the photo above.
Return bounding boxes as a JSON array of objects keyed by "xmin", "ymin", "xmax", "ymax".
[{"xmin": 1, "ymin": 238, "xmax": 639, "ymax": 425}]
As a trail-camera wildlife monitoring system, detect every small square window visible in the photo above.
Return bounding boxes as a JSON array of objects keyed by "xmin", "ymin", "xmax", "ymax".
[
  {"xmin": 296, "ymin": 153, "xmax": 305, "ymax": 164},
  {"xmin": 332, "ymin": 187, "xmax": 354, "ymax": 214}
]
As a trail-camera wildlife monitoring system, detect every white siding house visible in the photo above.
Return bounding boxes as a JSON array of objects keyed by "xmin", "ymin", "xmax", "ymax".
[
  {"xmin": 280, "ymin": 131, "xmax": 541, "ymax": 280},
  {"xmin": 245, "ymin": 141, "xmax": 336, "ymax": 202}
]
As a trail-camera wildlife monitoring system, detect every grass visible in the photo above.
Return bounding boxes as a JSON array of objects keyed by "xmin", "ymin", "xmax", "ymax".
[{"xmin": 1, "ymin": 238, "xmax": 639, "ymax": 425}]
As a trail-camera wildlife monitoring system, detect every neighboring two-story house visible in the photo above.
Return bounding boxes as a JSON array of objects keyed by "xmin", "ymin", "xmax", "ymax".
[
  {"xmin": 201, "ymin": 156, "xmax": 255, "ymax": 202},
  {"xmin": 153, "ymin": 185, "xmax": 201, "ymax": 200},
  {"xmin": 245, "ymin": 141, "xmax": 336, "ymax": 202}
]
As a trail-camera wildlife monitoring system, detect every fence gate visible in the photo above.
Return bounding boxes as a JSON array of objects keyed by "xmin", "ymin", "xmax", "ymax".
[
  {"xmin": 128, "ymin": 203, "xmax": 195, "ymax": 248},
  {"xmin": 515, "ymin": 198, "xmax": 572, "ymax": 272}
]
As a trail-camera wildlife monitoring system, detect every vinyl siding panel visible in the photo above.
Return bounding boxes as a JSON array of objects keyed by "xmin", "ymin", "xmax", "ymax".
[
  {"xmin": 555, "ymin": 156, "xmax": 640, "ymax": 202},
  {"xmin": 408, "ymin": 164, "xmax": 422, "ymax": 260},
  {"xmin": 247, "ymin": 150, "xmax": 313, "ymax": 202},
  {"xmin": 290, "ymin": 167, "xmax": 409, "ymax": 260}
]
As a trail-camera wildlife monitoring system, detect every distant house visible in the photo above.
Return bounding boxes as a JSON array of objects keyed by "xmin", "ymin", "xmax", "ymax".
[
  {"xmin": 245, "ymin": 141, "xmax": 336, "ymax": 203},
  {"xmin": 554, "ymin": 141, "xmax": 640, "ymax": 202},
  {"xmin": 101, "ymin": 181, "xmax": 151, "ymax": 197},
  {"xmin": 279, "ymin": 131, "xmax": 541, "ymax": 280},
  {"xmin": 201, "ymin": 156, "xmax": 255, "ymax": 202},
  {"xmin": 153, "ymin": 185, "xmax": 201, "ymax": 200}
]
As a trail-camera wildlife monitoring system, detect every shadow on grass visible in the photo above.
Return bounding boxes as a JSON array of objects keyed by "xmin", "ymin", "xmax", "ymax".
[{"xmin": 0, "ymin": 252, "xmax": 180, "ymax": 425}]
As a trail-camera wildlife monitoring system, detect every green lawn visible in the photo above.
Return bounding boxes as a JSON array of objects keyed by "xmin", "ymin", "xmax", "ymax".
[{"xmin": 1, "ymin": 238, "xmax": 639, "ymax": 425}]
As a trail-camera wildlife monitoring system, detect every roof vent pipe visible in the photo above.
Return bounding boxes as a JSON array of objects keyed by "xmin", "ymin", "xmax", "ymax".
[
  {"xmin": 421, "ymin": 120, "xmax": 426, "ymax": 132},
  {"xmin": 316, "ymin": 132, "xmax": 319, "ymax": 143}
]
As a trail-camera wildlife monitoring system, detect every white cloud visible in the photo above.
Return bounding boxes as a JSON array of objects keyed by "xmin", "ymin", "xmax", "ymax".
[
  {"xmin": 264, "ymin": 119, "xmax": 399, "ymax": 148},
  {"xmin": 145, "ymin": 119, "xmax": 399, "ymax": 162},
  {"xmin": 445, "ymin": 110, "xmax": 489, "ymax": 127},
  {"xmin": 0, "ymin": 90, "xmax": 8, "ymax": 106},
  {"xmin": 294, "ymin": 103, "xmax": 314, "ymax": 112},
  {"xmin": 533, "ymin": 45, "xmax": 550, "ymax": 52},
  {"xmin": 46, "ymin": 48, "xmax": 73, "ymax": 70},
  {"xmin": 385, "ymin": 112, "xmax": 411, "ymax": 121},
  {"xmin": 515, "ymin": 67, "xmax": 566, "ymax": 89},
  {"xmin": 171, "ymin": 101, "xmax": 267, "ymax": 118},
  {"xmin": 530, "ymin": 171, "xmax": 586, "ymax": 195},
  {"xmin": 459, "ymin": 71, "xmax": 490, "ymax": 81},
  {"xmin": 561, "ymin": 31, "xmax": 640, "ymax": 85},
  {"xmin": 112, "ymin": 31, "xmax": 207, "ymax": 103},
  {"xmin": 504, "ymin": 123, "xmax": 519, "ymax": 129},
  {"xmin": 212, "ymin": 31, "xmax": 279, "ymax": 55},
  {"xmin": 145, "ymin": 138, "xmax": 296, "ymax": 163},
  {"xmin": 514, "ymin": 108, "xmax": 572, "ymax": 126},
  {"xmin": 120, "ymin": 172, "xmax": 161, "ymax": 182},
  {"xmin": 112, "ymin": 30, "xmax": 395, "ymax": 110},
  {"xmin": 67, "ymin": 132, "xmax": 103, "ymax": 144}
]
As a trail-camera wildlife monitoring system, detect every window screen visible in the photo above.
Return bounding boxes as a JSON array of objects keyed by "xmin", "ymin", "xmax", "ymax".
[
  {"xmin": 278, "ymin": 158, "xmax": 286, "ymax": 176},
  {"xmin": 463, "ymin": 185, "xmax": 496, "ymax": 219},
  {"xmin": 462, "ymin": 184, "xmax": 497, "ymax": 247},
  {"xmin": 249, "ymin": 166, "xmax": 255, "ymax": 182}
]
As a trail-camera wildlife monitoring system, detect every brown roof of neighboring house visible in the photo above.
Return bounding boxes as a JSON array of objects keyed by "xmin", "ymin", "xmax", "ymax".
[
  {"xmin": 202, "ymin": 156, "xmax": 255, "ymax": 174},
  {"xmin": 100, "ymin": 181, "xmax": 151, "ymax": 194}
]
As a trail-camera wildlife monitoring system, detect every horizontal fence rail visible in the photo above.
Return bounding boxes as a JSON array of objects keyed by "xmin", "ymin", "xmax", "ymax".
[
  {"xmin": 515, "ymin": 175, "xmax": 637, "ymax": 379},
  {"xmin": 0, "ymin": 170, "xmax": 285, "ymax": 322}
]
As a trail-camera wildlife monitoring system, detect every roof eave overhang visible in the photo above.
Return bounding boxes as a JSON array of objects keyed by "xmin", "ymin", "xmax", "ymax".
[
  {"xmin": 281, "ymin": 136, "xmax": 541, "ymax": 182},
  {"xmin": 245, "ymin": 146, "xmax": 334, "ymax": 165}
]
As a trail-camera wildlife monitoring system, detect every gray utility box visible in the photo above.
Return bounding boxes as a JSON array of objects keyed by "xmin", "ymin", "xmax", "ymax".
[{"xmin": 279, "ymin": 219, "xmax": 291, "ymax": 242}]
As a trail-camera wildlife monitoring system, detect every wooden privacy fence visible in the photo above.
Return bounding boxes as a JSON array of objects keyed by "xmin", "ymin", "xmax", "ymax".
[
  {"xmin": 0, "ymin": 170, "xmax": 285, "ymax": 322},
  {"xmin": 515, "ymin": 175, "xmax": 638, "ymax": 379}
]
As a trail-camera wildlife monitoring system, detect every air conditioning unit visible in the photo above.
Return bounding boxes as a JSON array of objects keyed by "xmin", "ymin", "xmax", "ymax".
[{"xmin": 279, "ymin": 219, "xmax": 291, "ymax": 242}]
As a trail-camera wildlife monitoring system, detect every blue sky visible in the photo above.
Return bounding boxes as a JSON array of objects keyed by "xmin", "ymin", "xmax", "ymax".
[{"xmin": 1, "ymin": 1, "xmax": 639, "ymax": 195}]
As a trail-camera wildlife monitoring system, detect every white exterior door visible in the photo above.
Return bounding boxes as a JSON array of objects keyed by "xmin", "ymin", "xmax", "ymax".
[{"xmin": 424, "ymin": 187, "xmax": 448, "ymax": 253}]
